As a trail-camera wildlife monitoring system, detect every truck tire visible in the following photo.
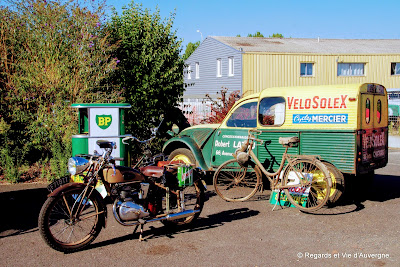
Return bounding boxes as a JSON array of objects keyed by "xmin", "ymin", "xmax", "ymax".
[
  {"xmin": 323, "ymin": 162, "xmax": 345, "ymax": 204},
  {"xmin": 169, "ymin": 148, "xmax": 197, "ymax": 166}
]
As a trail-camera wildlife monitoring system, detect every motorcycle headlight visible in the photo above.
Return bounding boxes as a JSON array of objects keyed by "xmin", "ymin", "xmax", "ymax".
[{"xmin": 68, "ymin": 157, "xmax": 89, "ymax": 175}]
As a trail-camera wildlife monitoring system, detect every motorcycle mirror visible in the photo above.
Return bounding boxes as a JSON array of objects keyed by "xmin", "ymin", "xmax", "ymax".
[{"xmin": 172, "ymin": 124, "xmax": 179, "ymax": 134}]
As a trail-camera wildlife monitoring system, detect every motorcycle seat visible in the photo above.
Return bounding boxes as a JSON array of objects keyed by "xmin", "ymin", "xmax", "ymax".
[
  {"xmin": 140, "ymin": 166, "xmax": 164, "ymax": 178},
  {"xmin": 96, "ymin": 140, "xmax": 115, "ymax": 149}
]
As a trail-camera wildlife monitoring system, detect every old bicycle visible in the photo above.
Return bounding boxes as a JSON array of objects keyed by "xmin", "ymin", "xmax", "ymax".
[{"xmin": 213, "ymin": 129, "xmax": 332, "ymax": 212}]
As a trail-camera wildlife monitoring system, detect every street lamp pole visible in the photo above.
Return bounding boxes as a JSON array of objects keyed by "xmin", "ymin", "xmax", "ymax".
[{"xmin": 197, "ymin": 30, "xmax": 203, "ymax": 41}]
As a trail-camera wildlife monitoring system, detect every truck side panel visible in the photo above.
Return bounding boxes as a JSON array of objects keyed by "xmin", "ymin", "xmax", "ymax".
[
  {"xmin": 257, "ymin": 131, "xmax": 299, "ymax": 171},
  {"xmin": 300, "ymin": 131, "xmax": 356, "ymax": 174},
  {"xmin": 256, "ymin": 130, "xmax": 356, "ymax": 174}
]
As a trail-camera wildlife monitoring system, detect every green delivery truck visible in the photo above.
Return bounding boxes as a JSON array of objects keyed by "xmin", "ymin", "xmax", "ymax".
[{"xmin": 163, "ymin": 83, "xmax": 389, "ymax": 203}]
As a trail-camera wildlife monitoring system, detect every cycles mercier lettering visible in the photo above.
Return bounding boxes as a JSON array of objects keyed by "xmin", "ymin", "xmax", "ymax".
[{"xmin": 293, "ymin": 114, "xmax": 348, "ymax": 124}]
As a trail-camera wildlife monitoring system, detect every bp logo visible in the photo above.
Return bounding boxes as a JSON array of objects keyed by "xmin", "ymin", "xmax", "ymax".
[{"xmin": 96, "ymin": 115, "xmax": 112, "ymax": 130}]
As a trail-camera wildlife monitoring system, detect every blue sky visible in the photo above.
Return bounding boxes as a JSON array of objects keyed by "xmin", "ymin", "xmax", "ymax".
[{"xmin": 111, "ymin": 0, "xmax": 399, "ymax": 49}]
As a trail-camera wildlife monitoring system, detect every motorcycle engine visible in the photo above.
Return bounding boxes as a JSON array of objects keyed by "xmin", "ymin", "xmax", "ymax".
[
  {"xmin": 117, "ymin": 200, "xmax": 149, "ymax": 221},
  {"xmin": 114, "ymin": 183, "xmax": 151, "ymax": 221}
]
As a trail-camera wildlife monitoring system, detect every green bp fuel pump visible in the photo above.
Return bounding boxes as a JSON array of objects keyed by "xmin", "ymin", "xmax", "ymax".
[{"xmin": 71, "ymin": 103, "xmax": 132, "ymax": 166}]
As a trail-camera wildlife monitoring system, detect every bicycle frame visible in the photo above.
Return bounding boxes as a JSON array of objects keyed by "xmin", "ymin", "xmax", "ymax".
[{"xmin": 239, "ymin": 130, "xmax": 317, "ymax": 190}]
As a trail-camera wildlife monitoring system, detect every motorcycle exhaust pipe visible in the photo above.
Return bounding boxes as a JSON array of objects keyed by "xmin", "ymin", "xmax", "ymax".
[
  {"xmin": 115, "ymin": 209, "xmax": 201, "ymax": 226},
  {"xmin": 166, "ymin": 209, "xmax": 198, "ymax": 221},
  {"xmin": 147, "ymin": 209, "xmax": 200, "ymax": 223}
]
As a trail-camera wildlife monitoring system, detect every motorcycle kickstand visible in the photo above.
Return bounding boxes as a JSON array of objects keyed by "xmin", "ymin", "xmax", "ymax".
[{"xmin": 133, "ymin": 219, "xmax": 146, "ymax": 242}]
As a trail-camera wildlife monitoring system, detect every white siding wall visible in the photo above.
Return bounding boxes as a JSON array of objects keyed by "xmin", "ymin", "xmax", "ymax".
[{"xmin": 184, "ymin": 37, "xmax": 243, "ymax": 98}]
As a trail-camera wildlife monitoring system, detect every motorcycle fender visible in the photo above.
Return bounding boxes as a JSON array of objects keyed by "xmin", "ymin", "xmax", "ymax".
[{"xmin": 48, "ymin": 182, "xmax": 108, "ymax": 228}]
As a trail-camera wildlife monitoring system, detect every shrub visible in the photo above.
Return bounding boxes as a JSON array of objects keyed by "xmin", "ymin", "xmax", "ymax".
[
  {"xmin": 0, "ymin": 0, "xmax": 119, "ymax": 182},
  {"xmin": 201, "ymin": 88, "xmax": 241, "ymax": 124}
]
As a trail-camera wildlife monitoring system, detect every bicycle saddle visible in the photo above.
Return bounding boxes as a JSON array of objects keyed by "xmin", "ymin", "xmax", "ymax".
[{"xmin": 279, "ymin": 136, "xmax": 299, "ymax": 147}]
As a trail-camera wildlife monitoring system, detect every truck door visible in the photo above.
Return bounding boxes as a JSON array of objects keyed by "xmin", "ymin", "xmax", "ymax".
[
  {"xmin": 257, "ymin": 96, "xmax": 297, "ymax": 172},
  {"xmin": 211, "ymin": 100, "xmax": 258, "ymax": 167},
  {"xmin": 360, "ymin": 86, "xmax": 388, "ymax": 166}
]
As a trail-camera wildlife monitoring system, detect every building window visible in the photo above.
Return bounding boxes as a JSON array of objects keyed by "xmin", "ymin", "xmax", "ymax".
[
  {"xmin": 338, "ymin": 63, "xmax": 365, "ymax": 76},
  {"xmin": 228, "ymin": 57, "xmax": 234, "ymax": 76},
  {"xmin": 217, "ymin": 58, "xmax": 222, "ymax": 77},
  {"xmin": 300, "ymin": 63, "xmax": 313, "ymax": 77},
  {"xmin": 195, "ymin": 62, "xmax": 199, "ymax": 79},
  {"xmin": 391, "ymin": 63, "xmax": 400, "ymax": 75},
  {"xmin": 187, "ymin": 65, "xmax": 191, "ymax": 79}
]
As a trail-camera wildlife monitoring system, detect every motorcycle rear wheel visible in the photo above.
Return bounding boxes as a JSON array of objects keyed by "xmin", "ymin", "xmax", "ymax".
[
  {"xmin": 161, "ymin": 179, "xmax": 205, "ymax": 226},
  {"xmin": 38, "ymin": 187, "xmax": 104, "ymax": 252}
]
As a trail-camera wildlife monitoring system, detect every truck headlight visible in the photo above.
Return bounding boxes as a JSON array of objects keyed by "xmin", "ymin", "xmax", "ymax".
[{"xmin": 68, "ymin": 157, "xmax": 89, "ymax": 175}]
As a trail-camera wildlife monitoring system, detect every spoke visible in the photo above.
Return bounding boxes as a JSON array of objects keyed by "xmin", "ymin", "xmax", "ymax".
[
  {"xmin": 66, "ymin": 226, "xmax": 75, "ymax": 243},
  {"xmin": 235, "ymin": 168, "xmax": 247, "ymax": 182},
  {"xmin": 51, "ymin": 204, "xmax": 70, "ymax": 218},
  {"xmin": 220, "ymin": 174, "xmax": 236, "ymax": 188},
  {"xmin": 62, "ymin": 195, "xmax": 72, "ymax": 217},
  {"xmin": 52, "ymin": 223, "xmax": 70, "ymax": 238},
  {"xmin": 308, "ymin": 195, "xmax": 317, "ymax": 207},
  {"xmin": 79, "ymin": 210, "xmax": 103, "ymax": 221}
]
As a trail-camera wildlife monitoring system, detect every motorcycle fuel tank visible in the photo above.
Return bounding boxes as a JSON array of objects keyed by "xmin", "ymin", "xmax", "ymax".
[{"xmin": 103, "ymin": 166, "xmax": 144, "ymax": 183}]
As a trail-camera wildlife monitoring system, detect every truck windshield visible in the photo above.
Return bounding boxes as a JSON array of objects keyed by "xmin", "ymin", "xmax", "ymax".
[{"xmin": 226, "ymin": 101, "xmax": 257, "ymax": 127}]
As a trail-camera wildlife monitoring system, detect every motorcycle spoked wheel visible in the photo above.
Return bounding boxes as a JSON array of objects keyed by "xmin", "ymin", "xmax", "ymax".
[
  {"xmin": 38, "ymin": 187, "xmax": 104, "ymax": 253},
  {"xmin": 161, "ymin": 180, "xmax": 205, "ymax": 227}
]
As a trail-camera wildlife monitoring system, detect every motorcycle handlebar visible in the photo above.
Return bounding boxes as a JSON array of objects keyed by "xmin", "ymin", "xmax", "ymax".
[
  {"xmin": 122, "ymin": 116, "xmax": 164, "ymax": 145},
  {"xmin": 122, "ymin": 135, "xmax": 156, "ymax": 145}
]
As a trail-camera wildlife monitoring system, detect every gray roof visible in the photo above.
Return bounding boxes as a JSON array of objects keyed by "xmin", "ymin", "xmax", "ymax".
[{"xmin": 211, "ymin": 36, "xmax": 400, "ymax": 54}]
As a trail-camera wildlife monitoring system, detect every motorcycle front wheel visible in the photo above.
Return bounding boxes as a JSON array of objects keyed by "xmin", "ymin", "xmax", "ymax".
[
  {"xmin": 161, "ymin": 179, "xmax": 205, "ymax": 226},
  {"xmin": 38, "ymin": 187, "xmax": 104, "ymax": 252}
]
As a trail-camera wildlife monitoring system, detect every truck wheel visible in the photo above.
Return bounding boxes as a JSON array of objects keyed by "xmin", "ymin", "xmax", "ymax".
[
  {"xmin": 169, "ymin": 148, "xmax": 196, "ymax": 166},
  {"xmin": 323, "ymin": 162, "xmax": 345, "ymax": 204}
]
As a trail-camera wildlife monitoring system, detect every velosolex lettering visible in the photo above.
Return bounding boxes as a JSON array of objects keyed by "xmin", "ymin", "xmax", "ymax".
[{"xmin": 287, "ymin": 95, "xmax": 348, "ymax": 110}]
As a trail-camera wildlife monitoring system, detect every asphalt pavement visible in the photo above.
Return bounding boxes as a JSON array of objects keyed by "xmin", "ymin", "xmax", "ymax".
[{"xmin": 1, "ymin": 149, "xmax": 399, "ymax": 267}]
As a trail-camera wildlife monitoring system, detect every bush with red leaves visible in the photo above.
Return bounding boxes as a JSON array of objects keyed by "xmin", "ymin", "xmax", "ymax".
[{"xmin": 201, "ymin": 88, "xmax": 241, "ymax": 124}]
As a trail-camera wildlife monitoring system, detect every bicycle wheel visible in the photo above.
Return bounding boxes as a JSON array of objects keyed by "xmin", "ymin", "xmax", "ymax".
[
  {"xmin": 38, "ymin": 187, "xmax": 104, "ymax": 252},
  {"xmin": 162, "ymin": 179, "xmax": 205, "ymax": 226},
  {"xmin": 282, "ymin": 159, "xmax": 331, "ymax": 212},
  {"xmin": 213, "ymin": 159, "xmax": 261, "ymax": 202}
]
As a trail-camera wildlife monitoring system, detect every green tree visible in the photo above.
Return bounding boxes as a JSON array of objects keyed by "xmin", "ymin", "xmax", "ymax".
[
  {"xmin": 105, "ymin": 2, "xmax": 185, "ymax": 144},
  {"xmin": 247, "ymin": 31, "xmax": 264, "ymax": 37},
  {"xmin": 0, "ymin": 0, "xmax": 119, "ymax": 182},
  {"xmin": 183, "ymin": 41, "xmax": 200, "ymax": 60},
  {"xmin": 237, "ymin": 32, "xmax": 284, "ymax": 38},
  {"xmin": 269, "ymin": 33, "xmax": 284, "ymax": 38}
]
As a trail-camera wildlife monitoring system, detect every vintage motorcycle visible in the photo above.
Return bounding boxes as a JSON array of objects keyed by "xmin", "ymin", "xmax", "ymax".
[{"xmin": 38, "ymin": 120, "xmax": 206, "ymax": 253}]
